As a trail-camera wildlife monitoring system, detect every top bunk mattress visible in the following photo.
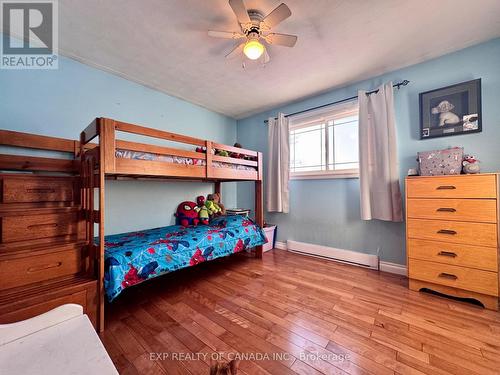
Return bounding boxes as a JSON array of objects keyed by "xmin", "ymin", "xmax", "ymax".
[
  {"xmin": 103, "ymin": 215, "xmax": 267, "ymax": 301},
  {"xmin": 116, "ymin": 149, "xmax": 256, "ymax": 171}
]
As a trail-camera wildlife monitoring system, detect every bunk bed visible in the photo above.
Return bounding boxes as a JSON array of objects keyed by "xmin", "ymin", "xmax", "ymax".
[
  {"xmin": 0, "ymin": 118, "xmax": 265, "ymax": 332},
  {"xmin": 80, "ymin": 117, "xmax": 265, "ymax": 331}
]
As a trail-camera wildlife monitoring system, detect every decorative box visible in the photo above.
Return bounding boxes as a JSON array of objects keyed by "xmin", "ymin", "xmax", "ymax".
[{"xmin": 417, "ymin": 147, "xmax": 463, "ymax": 176}]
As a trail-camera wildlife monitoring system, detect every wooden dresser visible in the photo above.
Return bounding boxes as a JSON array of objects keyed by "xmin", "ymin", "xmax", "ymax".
[
  {"xmin": 406, "ymin": 173, "xmax": 499, "ymax": 309},
  {"xmin": 0, "ymin": 174, "xmax": 98, "ymax": 326}
]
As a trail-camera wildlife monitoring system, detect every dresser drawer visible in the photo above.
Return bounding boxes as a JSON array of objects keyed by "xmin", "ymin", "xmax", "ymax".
[
  {"xmin": 0, "ymin": 248, "xmax": 82, "ymax": 290},
  {"xmin": 408, "ymin": 239, "xmax": 498, "ymax": 272},
  {"xmin": 407, "ymin": 198, "xmax": 497, "ymax": 223},
  {"xmin": 406, "ymin": 175, "xmax": 497, "ymax": 199},
  {"xmin": 2, "ymin": 177, "xmax": 74, "ymax": 203},
  {"xmin": 408, "ymin": 258, "xmax": 498, "ymax": 296},
  {"xmin": 407, "ymin": 218, "xmax": 497, "ymax": 247},
  {"xmin": 1, "ymin": 212, "xmax": 79, "ymax": 243}
]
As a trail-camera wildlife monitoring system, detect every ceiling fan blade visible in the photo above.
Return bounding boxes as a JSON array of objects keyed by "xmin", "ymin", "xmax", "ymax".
[
  {"xmin": 225, "ymin": 42, "xmax": 245, "ymax": 59},
  {"xmin": 229, "ymin": 0, "xmax": 251, "ymax": 24},
  {"xmin": 265, "ymin": 33, "xmax": 297, "ymax": 47},
  {"xmin": 208, "ymin": 30, "xmax": 245, "ymax": 39},
  {"xmin": 262, "ymin": 3, "xmax": 291, "ymax": 28},
  {"xmin": 263, "ymin": 48, "xmax": 270, "ymax": 64}
]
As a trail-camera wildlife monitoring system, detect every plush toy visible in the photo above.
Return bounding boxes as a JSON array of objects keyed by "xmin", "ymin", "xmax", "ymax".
[
  {"xmin": 230, "ymin": 142, "xmax": 244, "ymax": 159},
  {"xmin": 206, "ymin": 193, "xmax": 226, "ymax": 216},
  {"xmin": 212, "ymin": 192, "xmax": 226, "ymax": 215},
  {"xmin": 205, "ymin": 194, "xmax": 224, "ymax": 216},
  {"xmin": 462, "ymin": 154, "xmax": 480, "ymax": 174},
  {"xmin": 216, "ymin": 149, "xmax": 229, "ymax": 157},
  {"xmin": 175, "ymin": 201, "xmax": 199, "ymax": 227},
  {"xmin": 195, "ymin": 147, "xmax": 206, "ymax": 153},
  {"xmin": 195, "ymin": 195, "xmax": 210, "ymax": 225},
  {"xmin": 205, "ymin": 196, "xmax": 221, "ymax": 216}
]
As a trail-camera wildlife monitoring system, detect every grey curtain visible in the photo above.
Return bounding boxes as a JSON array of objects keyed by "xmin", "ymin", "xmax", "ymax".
[
  {"xmin": 358, "ymin": 82, "xmax": 403, "ymax": 222},
  {"xmin": 266, "ymin": 113, "xmax": 290, "ymax": 213}
]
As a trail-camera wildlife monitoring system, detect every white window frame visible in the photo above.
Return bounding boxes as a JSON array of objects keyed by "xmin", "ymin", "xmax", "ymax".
[{"xmin": 289, "ymin": 100, "xmax": 359, "ymax": 180}]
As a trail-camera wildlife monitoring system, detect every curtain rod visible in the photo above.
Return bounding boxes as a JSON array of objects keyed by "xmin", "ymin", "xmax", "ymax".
[{"xmin": 264, "ymin": 80, "xmax": 410, "ymax": 124}]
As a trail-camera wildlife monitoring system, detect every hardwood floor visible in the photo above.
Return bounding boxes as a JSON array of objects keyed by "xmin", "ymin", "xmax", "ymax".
[{"xmin": 100, "ymin": 249, "xmax": 500, "ymax": 375}]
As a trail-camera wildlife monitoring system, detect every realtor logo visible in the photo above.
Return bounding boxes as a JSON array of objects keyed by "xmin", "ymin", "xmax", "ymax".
[{"xmin": 1, "ymin": 0, "xmax": 58, "ymax": 69}]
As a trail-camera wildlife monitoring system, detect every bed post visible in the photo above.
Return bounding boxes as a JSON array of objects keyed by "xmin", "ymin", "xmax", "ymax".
[
  {"xmin": 100, "ymin": 118, "xmax": 116, "ymax": 173},
  {"xmin": 255, "ymin": 151, "xmax": 264, "ymax": 258},
  {"xmin": 97, "ymin": 119, "xmax": 106, "ymax": 332},
  {"xmin": 80, "ymin": 122, "xmax": 101, "ymax": 331},
  {"xmin": 80, "ymin": 134, "xmax": 93, "ymax": 277}
]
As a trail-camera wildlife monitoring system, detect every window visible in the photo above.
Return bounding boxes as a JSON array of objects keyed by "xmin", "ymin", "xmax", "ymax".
[{"xmin": 289, "ymin": 101, "xmax": 359, "ymax": 179}]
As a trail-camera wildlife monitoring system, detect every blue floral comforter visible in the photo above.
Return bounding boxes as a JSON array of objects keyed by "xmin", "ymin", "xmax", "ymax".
[{"xmin": 103, "ymin": 215, "xmax": 267, "ymax": 301}]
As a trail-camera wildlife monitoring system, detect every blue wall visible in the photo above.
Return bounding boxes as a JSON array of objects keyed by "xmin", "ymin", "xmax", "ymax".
[
  {"xmin": 237, "ymin": 38, "xmax": 500, "ymax": 265},
  {"xmin": 0, "ymin": 36, "xmax": 237, "ymax": 234}
]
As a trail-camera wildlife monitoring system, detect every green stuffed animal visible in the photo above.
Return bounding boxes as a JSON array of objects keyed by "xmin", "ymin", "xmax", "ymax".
[
  {"xmin": 205, "ymin": 194, "xmax": 222, "ymax": 216},
  {"xmin": 216, "ymin": 149, "xmax": 229, "ymax": 157},
  {"xmin": 211, "ymin": 192, "xmax": 225, "ymax": 215}
]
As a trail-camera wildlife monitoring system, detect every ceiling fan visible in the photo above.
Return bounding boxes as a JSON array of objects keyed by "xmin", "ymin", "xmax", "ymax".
[{"xmin": 208, "ymin": 0, "xmax": 297, "ymax": 64}]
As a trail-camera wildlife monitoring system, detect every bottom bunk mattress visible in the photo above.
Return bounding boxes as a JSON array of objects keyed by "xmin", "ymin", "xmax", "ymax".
[{"xmin": 103, "ymin": 215, "xmax": 267, "ymax": 301}]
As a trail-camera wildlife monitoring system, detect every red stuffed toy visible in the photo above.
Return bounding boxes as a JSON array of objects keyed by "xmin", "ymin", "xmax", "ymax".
[
  {"xmin": 175, "ymin": 201, "xmax": 199, "ymax": 227},
  {"xmin": 229, "ymin": 142, "xmax": 244, "ymax": 159},
  {"xmin": 196, "ymin": 195, "xmax": 210, "ymax": 225}
]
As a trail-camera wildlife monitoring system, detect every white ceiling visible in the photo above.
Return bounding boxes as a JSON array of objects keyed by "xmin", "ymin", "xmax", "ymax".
[{"xmin": 59, "ymin": 0, "xmax": 500, "ymax": 119}]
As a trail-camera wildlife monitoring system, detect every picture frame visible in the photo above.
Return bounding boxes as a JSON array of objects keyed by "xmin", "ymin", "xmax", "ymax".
[{"xmin": 419, "ymin": 79, "xmax": 481, "ymax": 140}]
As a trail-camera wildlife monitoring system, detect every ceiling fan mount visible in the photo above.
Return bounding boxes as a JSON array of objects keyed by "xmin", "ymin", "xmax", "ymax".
[
  {"xmin": 208, "ymin": 0, "xmax": 297, "ymax": 64},
  {"xmin": 243, "ymin": 10, "xmax": 264, "ymax": 35},
  {"xmin": 247, "ymin": 10, "xmax": 265, "ymax": 22}
]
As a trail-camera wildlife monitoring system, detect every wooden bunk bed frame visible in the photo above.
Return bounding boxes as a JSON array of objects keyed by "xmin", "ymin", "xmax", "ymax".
[
  {"xmin": 0, "ymin": 118, "xmax": 264, "ymax": 332},
  {"xmin": 80, "ymin": 117, "xmax": 264, "ymax": 331}
]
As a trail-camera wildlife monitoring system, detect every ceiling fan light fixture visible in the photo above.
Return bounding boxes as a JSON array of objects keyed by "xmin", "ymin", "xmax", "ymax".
[
  {"xmin": 209, "ymin": 0, "xmax": 296, "ymax": 64},
  {"xmin": 243, "ymin": 39, "xmax": 264, "ymax": 60}
]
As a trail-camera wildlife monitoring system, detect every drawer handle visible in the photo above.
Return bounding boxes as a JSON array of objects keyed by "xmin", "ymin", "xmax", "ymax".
[
  {"xmin": 437, "ymin": 229, "xmax": 457, "ymax": 235},
  {"xmin": 436, "ymin": 208, "xmax": 456, "ymax": 213},
  {"xmin": 438, "ymin": 272, "xmax": 458, "ymax": 280},
  {"xmin": 27, "ymin": 223, "xmax": 58, "ymax": 230},
  {"xmin": 437, "ymin": 251, "xmax": 457, "ymax": 258},
  {"xmin": 26, "ymin": 188, "xmax": 56, "ymax": 194},
  {"xmin": 436, "ymin": 185, "xmax": 456, "ymax": 190},
  {"xmin": 27, "ymin": 262, "xmax": 62, "ymax": 273}
]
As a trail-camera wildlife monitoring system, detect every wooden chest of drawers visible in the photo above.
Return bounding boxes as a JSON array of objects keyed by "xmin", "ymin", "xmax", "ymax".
[{"xmin": 406, "ymin": 174, "xmax": 499, "ymax": 310}]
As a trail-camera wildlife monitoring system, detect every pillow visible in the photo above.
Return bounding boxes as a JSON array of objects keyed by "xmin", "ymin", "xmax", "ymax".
[{"xmin": 210, "ymin": 215, "xmax": 255, "ymax": 228}]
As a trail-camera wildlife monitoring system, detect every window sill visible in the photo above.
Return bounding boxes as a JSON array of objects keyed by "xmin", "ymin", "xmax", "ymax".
[{"xmin": 290, "ymin": 170, "xmax": 359, "ymax": 180}]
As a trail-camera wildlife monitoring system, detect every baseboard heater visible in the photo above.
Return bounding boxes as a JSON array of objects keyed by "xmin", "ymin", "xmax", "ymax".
[{"xmin": 286, "ymin": 240, "xmax": 379, "ymax": 270}]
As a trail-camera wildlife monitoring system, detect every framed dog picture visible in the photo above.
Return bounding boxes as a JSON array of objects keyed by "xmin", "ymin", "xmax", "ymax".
[{"xmin": 419, "ymin": 79, "xmax": 481, "ymax": 139}]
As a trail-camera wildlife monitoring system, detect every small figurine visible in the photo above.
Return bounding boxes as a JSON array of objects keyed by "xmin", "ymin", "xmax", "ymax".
[{"xmin": 462, "ymin": 154, "xmax": 480, "ymax": 174}]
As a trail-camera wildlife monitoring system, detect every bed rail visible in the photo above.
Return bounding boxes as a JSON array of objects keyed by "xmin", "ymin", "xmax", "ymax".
[
  {"xmin": 0, "ymin": 129, "xmax": 79, "ymax": 173},
  {"xmin": 80, "ymin": 118, "xmax": 262, "ymax": 181}
]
